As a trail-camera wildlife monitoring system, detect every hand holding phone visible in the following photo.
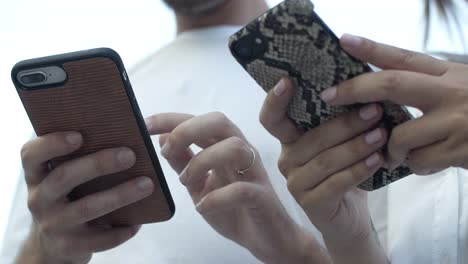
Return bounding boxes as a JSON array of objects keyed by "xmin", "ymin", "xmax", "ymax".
[
  {"xmin": 229, "ymin": 0, "xmax": 413, "ymax": 191},
  {"xmin": 12, "ymin": 48, "xmax": 174, "ymax": 225}
]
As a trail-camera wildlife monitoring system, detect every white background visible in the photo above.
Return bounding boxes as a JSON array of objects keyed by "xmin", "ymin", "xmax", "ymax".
[{"xmin": 0, "ymin": 0, "xmax": 466, "ymax": 252}]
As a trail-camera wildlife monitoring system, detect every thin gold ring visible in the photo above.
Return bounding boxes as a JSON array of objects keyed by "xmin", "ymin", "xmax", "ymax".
[{"xmin": 237, "ymin": 147, "xmax": 256, "ymax": 176}]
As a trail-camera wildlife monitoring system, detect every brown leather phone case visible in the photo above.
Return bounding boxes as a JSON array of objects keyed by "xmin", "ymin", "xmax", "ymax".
[{"xmin": 12, "ymin": 48, "xmax": 174, "ymax": 226}]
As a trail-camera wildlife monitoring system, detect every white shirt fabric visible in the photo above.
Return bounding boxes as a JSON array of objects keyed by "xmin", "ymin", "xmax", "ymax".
[
  {"xmin": 371, "ymin": 106, "xmax": 468, "ymax": 263},
  {"xmin": 1, "ymin": 25, "xmax": 467, "ymax": 264},
  {"xmin": 0, "ymin": 26, "xmax": 319, "ymax": 264}
]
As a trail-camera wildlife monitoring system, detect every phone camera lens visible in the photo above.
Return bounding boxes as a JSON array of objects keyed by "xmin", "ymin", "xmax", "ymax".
[
  {"xmin": 234, "ymin": 41, "xmax": 253, "ymax": 60},
  {"xmin": 20, "ymin": 72, "xmax": 47, "ymax": 85}
]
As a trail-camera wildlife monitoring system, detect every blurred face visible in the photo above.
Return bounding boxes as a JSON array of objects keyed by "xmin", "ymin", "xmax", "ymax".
[{"xmin": 163, "ymin": 0, "xmax": 226, "ymax": 16}]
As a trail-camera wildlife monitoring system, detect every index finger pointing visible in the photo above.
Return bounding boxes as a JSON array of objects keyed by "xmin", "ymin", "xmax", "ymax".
[
  {"xmin": 145, "ymin": 113, "xmax": 194, "ymax": 135},
  {"xmin": 321, "ymin": 70, "xmax": 445, "ymax": 111},
  {"xmin": 161, "ymin": 112, "xmax": 246, "ymax": 159},
  {"xmin": 340, "ymin": 34, "xmax": 449, "ymax": 76}
]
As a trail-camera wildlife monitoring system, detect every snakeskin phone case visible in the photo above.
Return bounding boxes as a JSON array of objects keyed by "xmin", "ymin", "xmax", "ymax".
[
  {"xmin": 229, "ymin": 0, "xmax": 413, "ymax": 191},
  {"xmin": 12, "ymin": 49, "xmax": 175, "ymax": 225}
]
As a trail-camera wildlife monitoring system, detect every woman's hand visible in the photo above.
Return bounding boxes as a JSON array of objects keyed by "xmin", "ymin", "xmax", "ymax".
[
  {"xmin": 260, "ymin": 80, "xmax": 388, "ymax": 264},
  {"xmin": 145, "ymin": 112, "xmax": 331, "ymax": 264},
  {"xmin": 321, "ymin": 34, "xmax": 468, "ymax": 175}
]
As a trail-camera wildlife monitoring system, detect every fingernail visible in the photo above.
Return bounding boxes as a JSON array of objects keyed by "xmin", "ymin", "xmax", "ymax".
[
  {"xmin": 273, "ymin": 79, "xmax": 287, "ymax": 96},
  {"xmin": 161, "ymin": 141, "xmax": 172, "ymax": 158},
  {"xmin": 117, "ymin": 148, "xmax": 136, "ymax": 168},
  {"xmin": 66, "ymin": 132, "xmax": 82, "ymax": 145},
  {"xmin": 195, "ymin": 197, "xmax": 206, "ymax": 213},
  {"xmin": 365, "ymin": 129, "xmax": 382, "ymax": 144},
  {"xmin": 341, "ymin": 33, "xmax": 363, "ymax": 49},
  {"xmin": 136, "ymin": 177, "xmax": 153, "ymax": 192},
  {"xmin": 366, "ymin": 153, "xmax": 381, "ymax": 167},
  {"xmin": 145, "ymin": 118, "xmax": 152, "ymax": 131},
  {"xmin": 359, "ymin": 104, "xmax": 379, "ymax": 121},
  {"xmin": 321, "ymin": 87, "xmax": 337, "ymax": 103},
  {"xmin": 179, "ymin": 168, "xmax": 188, "ymax": 185}
]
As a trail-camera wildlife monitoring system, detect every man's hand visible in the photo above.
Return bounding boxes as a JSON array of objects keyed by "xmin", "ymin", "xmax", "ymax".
[
  {"xmin": 15, "ymin": 132, "xmax": 153, "ymax": 264},
  {"xmin": 146, "ymin": 112, "xmax": 332, "ymax": 264},
  {"xmin": 260, "ymin": 79, "xmax": 388, "ymax": 264}
]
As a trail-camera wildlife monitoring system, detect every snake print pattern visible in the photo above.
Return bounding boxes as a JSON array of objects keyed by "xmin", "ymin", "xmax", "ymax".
[{"xmin": 229, "ymin": 0, "xmax": 413, "ymax": 191}]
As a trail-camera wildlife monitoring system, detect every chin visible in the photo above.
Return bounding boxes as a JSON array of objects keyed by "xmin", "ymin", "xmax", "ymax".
[{"xmin": 163, "ymin": 0, "xmax": 227, "ymax": 16}]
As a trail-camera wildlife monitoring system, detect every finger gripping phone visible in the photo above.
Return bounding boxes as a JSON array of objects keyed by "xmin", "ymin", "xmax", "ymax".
[
  {"xmin": 12, "ymin": 48, "xmax": 174, "ymax": 225},
  {"xmin": 229, "ymin": 0, "xmax": 413, "ymax": 191}
]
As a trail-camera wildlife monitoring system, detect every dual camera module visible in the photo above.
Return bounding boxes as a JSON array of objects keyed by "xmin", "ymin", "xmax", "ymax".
[{"xmin": 17, "ymin": 66, "xmax": 67, "ymax": 89}]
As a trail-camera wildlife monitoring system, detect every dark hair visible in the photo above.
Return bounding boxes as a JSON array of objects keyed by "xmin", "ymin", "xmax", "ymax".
[{"xmin": 424, "ymin": 0, "xmax": 467, "ymax": 49}]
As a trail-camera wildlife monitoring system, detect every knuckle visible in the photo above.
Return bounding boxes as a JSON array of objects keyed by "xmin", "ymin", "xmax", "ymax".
[
  {"xmin": 340, "ymin": 111, "xmax": 363, "ymax": 131},
  {"xmin": 76, "ymin": 197, "xmax": 95, "ymax": 220},
  {"xmin": 322, "ymin": 180, "xmax": 340, "ymax": 196},
  {"xmin": 168, "ymin": 124, "xmax": 186, "ymax": 145},
  {"xmin": 27, "ymin": 190, "xmax": 42, "ymax": 215},
  {"xmin": 277, "ymin": 152, "xmax": 293, "ymax": 177},
  {"xmin": 91, "ymin": 154, "xmax": 110, "ymax": 175},
  {"xmin": 302, "ymin": 128, "xmax": 326, "ymax": 152},
  {"xmin": 109, "ymin": 229, "xmax": 132, "ymax": 246},
  {"xmin": 184, "ymin": 159, "xmax": 196, "ymax": 178},
  {"xmin": 348, "ymin": 141, "xmax": 369, "ymax": 160},
  {"xmin": 349, "ymin": 163, "xmax": 368, "ymax": 183},
  {"xmin": 116, "ymin": 230, "xmax": 132, "ymax": 244},
  {"xmin": 38, "ymin": 220, "xmax": 56, "ymax": 236},
  {"xmin": 159, "ymin": 134, "xmax": 169, "ymax": 148},
  {"xmin": 286, "ymin": 170, "xmax": 306, "ymax": 196},
  {"xmin": 406, "ymin": 154, "xmax": 427, "ymax": 174},
  {"xmin": 227, "ymin": 136, "xmax": 246, "ymax": 150},
  {"xmin": 286, "ymin": 178, "xmax": 298, "ymax": 195},
  {"xmin": 210, "ymin": 111, "xmax": 233, "ymax": 133},
  {"xmin": 335, "ymin": 79, "xmax": 355, "ymax": 99},
  {"xmin": 313, "ymin": 135, "xmax": 329, "ymax": 152},
  {"xmin": 450, "ymin": 113, "xmax": 468, "ymax": 131},
  {"xmin": 363, "ymin": 38, "xmax": 378, "ymax": 55},
  {"xmin": 312, "ymin": 155, "xmax": 330, "ymax": 173},
  {"xmin": 210, "ymin": 111, "xmax": 228, "ymax": 123},
  {"xmin": 259, "ymin": 109, "xmax": 271, "ymax": 128},
  {"xmin": 389, "ymin": 126, "xmax": 408, "ymax": 149},
  {"xmin": 236, "ymin": 183, "xmax": 255, "ymax": 203},
  {"xmin": 297, "ymin": 193, "xmax": 314, "ymax": 210},
  {"xmin": 398, "ymin": 49, "xmax": 418, "ymax": 68},
  {"xmin": 259, "ymin": 98, "xmax": 277, "ymax": 130},
  {"xmin": 454, "ymin": 89, "xmax": 468, "ymax": 107},
  {"xmin": 277, "ymin": 159, "xmax": 288, "ymax": 177},
  {"xmin": 382, "ymin": 71, "xmax": 402, "ymax": 91},
  {"xmin": 49, "ymin": 165, "xmax": 67, "ymax": 189},
  {"xmin": 20, "ymin": 143, "xmax": 34, "ymax": 168}
]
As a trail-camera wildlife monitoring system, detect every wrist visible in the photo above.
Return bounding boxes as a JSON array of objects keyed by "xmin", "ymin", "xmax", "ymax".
[
  {"xmin": 324, "ymin": 232, "xmax": 388, "ymax": 264},
  {"xmin": 16, "ymin": 230, "xmax": 55, "ymax": 264},
  {"xmin": 268, "ymin": 225, "xmax": 332, "ymax": 264},
  {"xmin": 16, "ymin": 227, "xmax": 86, "ymax": 264},
  {"xmin": 287, "ymin": 229, "xmax": 332, "ymax": 264}
]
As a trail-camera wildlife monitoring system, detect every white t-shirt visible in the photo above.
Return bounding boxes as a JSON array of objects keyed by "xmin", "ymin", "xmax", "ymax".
[
  {"xmin": 2, "ymin": 25, "xmax": 468, "ymax": 264},
  {"xmin": 0, "ymin": 26, "xmax": 318, "ymax": 264}
]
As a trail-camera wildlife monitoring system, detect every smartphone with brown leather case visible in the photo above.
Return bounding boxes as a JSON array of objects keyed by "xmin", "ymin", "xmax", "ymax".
[{"xmin": 11, "ymin": 48, "xmax": 175, "ymax": 225}]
